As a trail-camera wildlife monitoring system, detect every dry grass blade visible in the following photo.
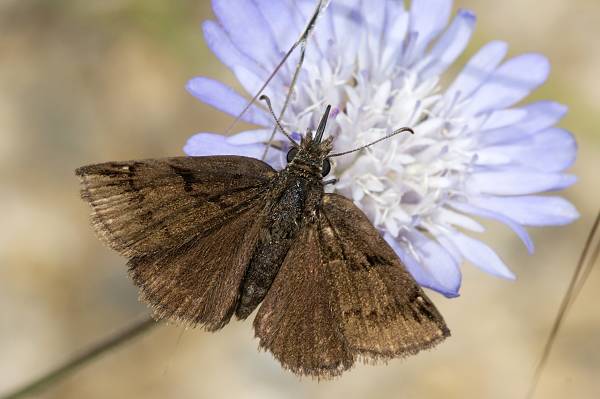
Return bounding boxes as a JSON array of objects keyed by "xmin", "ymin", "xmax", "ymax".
[
  {"xmin": 0, "ymin": 316, "xmax": 157, "ymax": 399},
  {"xmin": 525, "ymin": 210, "xmax": 600, "ymax": 399}
]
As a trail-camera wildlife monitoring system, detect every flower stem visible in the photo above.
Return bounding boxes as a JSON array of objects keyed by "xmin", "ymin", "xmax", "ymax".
[{"xmin": 1, "ymin": 315, "xmax": 158, "ymax": 399}]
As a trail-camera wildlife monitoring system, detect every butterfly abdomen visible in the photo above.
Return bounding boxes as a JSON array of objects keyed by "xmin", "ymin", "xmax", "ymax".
[{"xmin": 235, "ymin": 174, "xmax": 322, "ymax": 319}]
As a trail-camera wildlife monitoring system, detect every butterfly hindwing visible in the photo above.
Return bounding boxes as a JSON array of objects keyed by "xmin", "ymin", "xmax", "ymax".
[
  {"xmin": 320, "ymin": 194, "xmax": 450, "ymax": 360},
  {"xmin": 253, "ymin": 224, "xmax": 354, "ymax": 378},
  {"xmin": 77, "ymin": 156, "xmax": 275, "ymax": 329},
  {"xmin": 253, "ymin": 193, "xmax": 449, "ymax": 377}
]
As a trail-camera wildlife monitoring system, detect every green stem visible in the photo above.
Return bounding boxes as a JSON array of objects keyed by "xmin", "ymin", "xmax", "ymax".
[{"xmin": 1, "ymin": 316, "xmax": 158, "ymax": 399}]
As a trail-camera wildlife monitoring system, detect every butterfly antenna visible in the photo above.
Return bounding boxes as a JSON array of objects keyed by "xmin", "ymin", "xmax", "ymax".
[
  {"xmin": 315, "ymin": 105, "xmax": 332, "ymax": 143},
  {"xmin": 220, "ymin": 0, "xmax": 329, "ymax": 154},
  {"xmin": 259, "ymin": 0, "xmax": 330, "ymax": 160},
  {"xmin": 328, "ymin": 127, "xmax": 415, "ymax": 158},
  {"xmin": 259, "ymin": 95, "xmax": 299, "ymax": 146},
  {"xmin": 525, "ymin": 209, "xmax": 600, "ymax": 399},
  {"xmin": 224, "ymin": 41, "xmax": 299, "ymax": 136}
]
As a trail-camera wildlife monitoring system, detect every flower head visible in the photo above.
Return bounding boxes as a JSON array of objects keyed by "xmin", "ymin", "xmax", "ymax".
[{"xmin": 185, "ymin": 0, "xmax": 579, "ymax": 297}]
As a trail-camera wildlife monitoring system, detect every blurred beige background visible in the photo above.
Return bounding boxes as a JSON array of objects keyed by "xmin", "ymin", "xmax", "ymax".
[{"xmin": 0, "ymin": 1, "xmax": 598, "ymax": 398}]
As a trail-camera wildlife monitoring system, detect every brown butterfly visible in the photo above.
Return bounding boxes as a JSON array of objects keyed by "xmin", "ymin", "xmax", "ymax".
[{"xmin": 76, "ymin": 101, "xmax": 450, "ymax": 378}]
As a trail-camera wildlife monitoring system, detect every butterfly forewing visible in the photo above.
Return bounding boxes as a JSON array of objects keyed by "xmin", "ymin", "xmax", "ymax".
[
  {"xmin": 76, "ymin": 156, "xmax": 274, "ymax": 257},
  {"xmin": 77, "ymin": 156, "xmax": 275, "ymax": 329}
]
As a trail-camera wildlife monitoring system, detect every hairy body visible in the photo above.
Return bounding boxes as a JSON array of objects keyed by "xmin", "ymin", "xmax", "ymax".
[{"xmin": 237, "ymin": 157, "xmax": 324, "ymax": 318}]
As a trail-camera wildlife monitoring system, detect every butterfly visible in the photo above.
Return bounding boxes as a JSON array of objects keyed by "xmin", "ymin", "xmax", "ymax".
[{"xmin": 76, "ymin": 99, "xmax": 450, "ymax": 378}]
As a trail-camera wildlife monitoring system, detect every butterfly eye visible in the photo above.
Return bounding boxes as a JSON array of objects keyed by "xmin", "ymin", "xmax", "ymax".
[
  {"xmin": 286, "ymin": 147, "xmax": 298, "ymax": 163},
  {"xmin": 321, "ymin": 158, "xmax": 331, "ymax": 177}
]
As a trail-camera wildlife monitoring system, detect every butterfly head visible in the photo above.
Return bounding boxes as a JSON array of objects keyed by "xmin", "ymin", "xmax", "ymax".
[{"xmin": 286, "ymin": 106, "xmax": 333, "ymax": 177}]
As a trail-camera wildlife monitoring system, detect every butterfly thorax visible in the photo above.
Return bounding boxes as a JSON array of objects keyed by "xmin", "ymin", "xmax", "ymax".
[
  {"xmin": 235, "ymin": 134, "xmax": 331, "ymax": 319},
  {"xmin": 288, "ymin": 132, "xmax": 333, "ymax": 177}
]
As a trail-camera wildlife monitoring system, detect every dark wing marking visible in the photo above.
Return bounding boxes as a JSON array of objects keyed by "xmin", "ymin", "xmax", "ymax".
[
  {"xmin": 76, "ymin": 156, "xmax": 274, "ymax": 257},
  {"xmin": 320, "ymin": 194, "xmax": 450, "ymax": 361},
  {"xmin": 76, "ymin": 156, "xmax": 275, "ymax": 329},
  {"xmin": 253, "ymin": 224, "xmax": 353, "ymax": 378}
]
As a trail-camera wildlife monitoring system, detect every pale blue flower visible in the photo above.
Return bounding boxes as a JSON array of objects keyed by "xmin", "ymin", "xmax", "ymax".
[{"xmin": 185, "ymin": 0, "xmax": 579, "ymax": 297}]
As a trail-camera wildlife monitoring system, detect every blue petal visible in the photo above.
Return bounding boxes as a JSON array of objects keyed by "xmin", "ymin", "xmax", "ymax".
[
  {"xmin": 478, "ymin": 125, "xmax": 527, "ymax": 147},
  {"xmin": 463, "ymin": 53, "xmax": 550, "ymax": 115},
  {"xmin": 202, "ymin": 20, "xmax": 279, "ymax": 96},
  {"xmin": 419, "ymin": 9, "xmax": 476, "ymax": 80},
  {"xmin": 183, "ymin": 132, "xmax": 285, "ymax": 169},
  {"xmin": 295, "ymin": 0, "xmax": 330, "ymax": 60},
  {"xmin": 202, "ymin": 20, "xmax": 265, "ymax": 76},
  {"xmin": 516, "ymin": 101, "xmax": 568, "ymax": 133},
  {"xmin": 408, "ymin": 0, "xmax": 452, "ymax": 62},
  {"xmin": 225, "ymin": 129, "xmax": 288, "ymax": 145},
  {"xmin": 467, "ymin": 167, "xmax": 576, "ymax": 195},
  {"xmin": 186, "ymin": 77, "xmax": 271, "ymax": 126},
  {"xmin": 469, "ymin": 195, "xmax": 580, "ymax": 226},
  {"xmin": 381, "ymin": 3, "xmax": 409, "ymax": 68},
  {"xmin": 438, "ymin": 208, "xmax": 485, "ymax": 232},
  {"xmin": 361, "ymin": 0, "xmax": 386, "ymax": 47},
  {"xmin": 355, "ymin": 0, "xmax": 387, "ymax": 71},
  {"xmin": 479, "ymin": 109, "xmax": 528, "ymax": 131},
  {"xmin": 212, "ymin": 0, "xmax": 280, "ymax": 68},
  {"xmin": 446, "ymin": 40, "xmax": 508, "ymax": 102},
  {"xmin": 230, "ymin": 64, "xmax": 279, "ymax": 102},
  {"xmin": 441, "ymin": 228, "xmax": 516, "ymax": 280},
  {"xmin": 449, "ymin": 201, "xmax": 534, "ymax": 254},
  {"xmin": 254, "ymin": 0, "xmax": 304, "ymax": 53},
  {"xmin": 476, "ymin": 128, "xmax": 577, "ymax": 173},
  {"xmin": 383, "ymin": 0, "xmax": 408, "ymax": 35},
  {"xmin": 385, "ymin": 232, "xmax": 461, "ymax": 298},
  {"xmin": 329, "ymin": 0, "xmax": 362, "ymax": 65},
  {"xmin": 184, "ymin": 132, "xmax": 265, "ymax": 157}
]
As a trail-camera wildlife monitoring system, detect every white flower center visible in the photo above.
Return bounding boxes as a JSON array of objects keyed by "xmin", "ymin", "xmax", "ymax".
[{"xmin": 280, "ymin": 53, "xmax": 476, "ymax": 239}]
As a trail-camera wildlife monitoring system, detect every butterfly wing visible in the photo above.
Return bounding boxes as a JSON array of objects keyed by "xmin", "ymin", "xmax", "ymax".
[
  {"xmin": 76, "ymin": 156, "xmax": 275, "ymax": 330},
  {"xmin": 253, "ymin": 223, "xmax": 353, "ymax": 378},
  {"xmin": 320, "ymin": 194, "xmax": 450, "ymax": 361},
  {"xmin": 76, "ymin": 156, "xmax": 274, "ymax": 257},
  {"xmin": 254, "ymin": 193, "xmax": 449, "ymax": 377}
]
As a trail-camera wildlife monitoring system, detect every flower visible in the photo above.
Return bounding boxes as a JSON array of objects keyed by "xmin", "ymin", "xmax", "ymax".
[{"xmin": 184, "ymin": 0, "xmax": 579, "ymax": 297}]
